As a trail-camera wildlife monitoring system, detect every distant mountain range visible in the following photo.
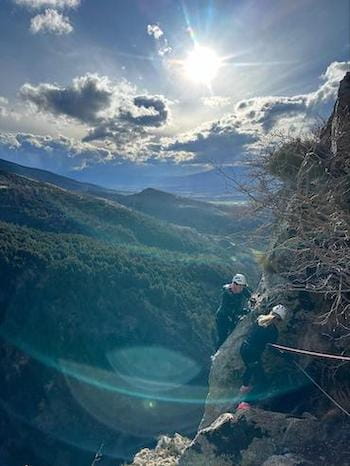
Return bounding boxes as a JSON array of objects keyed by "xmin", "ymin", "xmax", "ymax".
[
  {"xmin": 0, "ymin": 158, "xmax": 258, "ymax": 236},
  {"xmin": 157, "ymin": 166, "xmax": 250, "ymax": 198},
  {"xmin": 0, "ymin": 148, "xmax": 252, "ymax": 198},
  {"xmin": 0, "ymin": 157, "xmax": 118, "ymax": 197}
]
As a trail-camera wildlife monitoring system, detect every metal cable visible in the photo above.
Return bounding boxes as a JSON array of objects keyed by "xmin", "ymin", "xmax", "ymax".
[
  {"xmin": 293, "ymin": 361, "xmax": 350, "ymax": 418},
  {"xmin": 270, "ymin": 343, "xmax": 350, "ymax": 361}
]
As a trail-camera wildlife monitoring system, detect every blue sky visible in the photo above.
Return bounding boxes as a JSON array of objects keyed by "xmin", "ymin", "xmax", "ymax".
[{"xmin": 0, "ymin": 0, "xmax": 349, "ymax": 187}]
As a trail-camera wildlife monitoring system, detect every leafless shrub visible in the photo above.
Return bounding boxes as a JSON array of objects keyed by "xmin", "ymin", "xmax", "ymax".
[{"xmin": 217, "ymin": 121, "xmax": 350, "ymax": 340}]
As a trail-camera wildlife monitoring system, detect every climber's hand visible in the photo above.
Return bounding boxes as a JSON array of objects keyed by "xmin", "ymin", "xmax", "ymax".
[{"xmin": 249, "ymin": 297, "xmax": 257, "ymax": 308}]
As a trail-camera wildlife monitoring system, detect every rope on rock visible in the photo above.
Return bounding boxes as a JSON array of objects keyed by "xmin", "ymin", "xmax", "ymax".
[
  {"xmin": 269, "ymin": 343, "xmax": 350, "ymax": 362},
  {"xmin": 268, "ymin": 343, "xmax": 350, "ymax": 417},
  {"xmin": 293, "ymin": 360, "xmax": 350, "ymax": 418}
]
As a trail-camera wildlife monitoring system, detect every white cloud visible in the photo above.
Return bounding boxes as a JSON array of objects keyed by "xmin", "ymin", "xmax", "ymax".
[
  {"xmin": 14, "ymin": 0, "xmax": 80, "ymax": 9},
  {"xmin": 308, "ymin": 61, "xmax": 350, "ymax": 107},
  {"xmin": 19, "ymin": 74, "xmax": 171, "ymax": 161},
  {"xmin": 20, "ymin": 74, "xmax": 171, "ymax": 136},
  {"xmin": 201, "ymin": 96, "xmax": 233, "ymax": 108},
  {"xmin": 147, "ymin": 24, "xmax": 163, "ymax": 40},
  {"xmin": 21, "ymin": 74, "xmax": 115, "ymax": 123},
  {"xmin": 30, "ymin": 9, "xmax": 73, "ymax": 34},
  {"xmin": 235, "ymin": 95, "xmax": 309, "ymax": 132},
  {"xmin": 0, "ymin": 132, "xmax": 111, "ymax": 172},
  {"xmin": 146, "ymin": 23, "xmax": 172, "ymax": 57},
  {"xmin": 160, "ymin": 95, "xmax": 307, "ymax": 164},
  {"xmin": 159, "ymin": 61, "xmax": 350, "ymax": 165},
  {"xmin": 119, "ymin": 95, "xmax": 169, "ymax": 127},
  {"xmin": 0, "ymin": 127, "xmax": 166, "ymax": 169},
  {"xmin": 14, "ymin": 0, "xmax": 80, "ymax": 35},
  {"xmin": 0, "ymin": 97, "xmax": 9, "ymax": 118},
  {"xmin": 158, "ymin": 44, "xmax": 172, "ymax": 57},
  {"xmin": 232, "ymin": 61, "xmax": 350, "ymax": 134},
  {"xmin": 4, "ymin": 61, "xmax": 350, "ymax": 169},
  {"xmin": 160, "ymin": 114, "xmax": 258, "ymax": 164}
]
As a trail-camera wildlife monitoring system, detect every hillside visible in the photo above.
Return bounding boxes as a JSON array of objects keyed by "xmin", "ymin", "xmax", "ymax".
[
  {"xmin": 0, "ymin": 157, "xmax": 120, "ymax": 197},
  {"xmin": 120, "ymin": 187, "xmax": 261, "ymax": 236},
  {"xmin": 0, "ymin": 170, "xmax": 223, "ymax": 254},
  {"xmin": 0, "ymin": 158, "xmax": 262, "ymax": 238},
  {"xmin": 0, "ymin": 168, "xmax": 259, "ymax": 465}
]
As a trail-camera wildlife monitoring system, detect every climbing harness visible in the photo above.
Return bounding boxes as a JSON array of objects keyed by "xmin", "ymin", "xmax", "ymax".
[
  {"xmin": 269, "ymin": 343, "xmax": 350, "ymax": 362},
  {"xmin": 268, "ymin": 343, "xmax": 350, "ymax": 417}
]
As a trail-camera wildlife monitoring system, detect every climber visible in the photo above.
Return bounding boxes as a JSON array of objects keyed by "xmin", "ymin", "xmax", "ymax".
[
  {"xmin": 237, "ymin": 304, "xmax": 288, "ymax": 409},
  {"xmin": 215, "ymin": 273, "xmax": 252, "ymax": 351}
]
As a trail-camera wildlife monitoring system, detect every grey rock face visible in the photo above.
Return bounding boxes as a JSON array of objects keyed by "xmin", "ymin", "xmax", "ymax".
[
  {"xmin": 319, "ymin": 71, "xmax": 350, "ymax": 174},
  {"xmin": 200, "ymin": 316, "xmax": 253, "ymax": 430},
  {"xmin": 330, "ymin": 72, "xmax": 350, "ymax": 162}
]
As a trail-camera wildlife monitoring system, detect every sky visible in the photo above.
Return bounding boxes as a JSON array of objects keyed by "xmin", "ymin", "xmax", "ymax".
[{"xmin": 0, "ymin": 0, "xmax": 349, "ymax": 187}]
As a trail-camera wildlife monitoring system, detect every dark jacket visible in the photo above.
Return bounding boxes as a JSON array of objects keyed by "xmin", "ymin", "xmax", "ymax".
[
  {"xmin": 241, "ymin": 321, "xmax": 278, "ymax": 361},
  {"xmin": 216, "ymin": 284, "xmax": 251, "ymax": 323}
]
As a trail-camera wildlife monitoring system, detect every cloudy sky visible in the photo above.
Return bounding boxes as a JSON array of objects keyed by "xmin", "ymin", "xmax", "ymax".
[{"xmin": 0, "ymin": 0, "xmax": 349, "ymax": 187}]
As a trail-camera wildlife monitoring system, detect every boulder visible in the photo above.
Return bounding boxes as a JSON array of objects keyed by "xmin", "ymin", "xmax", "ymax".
[{"xmin": 129, "ymin": 433, "xmax": 190, "ymax": 466}]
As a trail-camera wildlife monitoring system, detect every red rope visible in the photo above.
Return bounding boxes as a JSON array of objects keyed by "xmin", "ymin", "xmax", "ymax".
[{"xmin": 269, "ymin": 343, "xmax": 350, "ymax": 361}]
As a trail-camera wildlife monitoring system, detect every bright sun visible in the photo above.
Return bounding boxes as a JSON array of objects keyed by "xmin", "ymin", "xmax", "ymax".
[{"xmin": 183, "ymin": 45, "xmax": 221, "ymax": 84}]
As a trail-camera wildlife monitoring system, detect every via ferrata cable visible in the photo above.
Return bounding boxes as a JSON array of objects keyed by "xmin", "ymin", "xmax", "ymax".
[{"xmin": 268, "ymin": 343, "xmax": 350, "ymax": 417}]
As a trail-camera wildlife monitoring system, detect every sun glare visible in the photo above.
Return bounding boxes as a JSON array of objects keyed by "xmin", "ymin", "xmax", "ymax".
[{"xmin": 183, "ymin": 45, "xmax": 221, "ymax": 84}]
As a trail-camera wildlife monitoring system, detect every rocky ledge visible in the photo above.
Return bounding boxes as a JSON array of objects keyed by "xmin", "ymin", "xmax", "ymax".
[
  {"xmin": 128, "ymin": 406, "xmax": 349, "ymax": 465},
  {"xmin": 179, "ymin": 407, "xmax": 349, "ymax": 466}
]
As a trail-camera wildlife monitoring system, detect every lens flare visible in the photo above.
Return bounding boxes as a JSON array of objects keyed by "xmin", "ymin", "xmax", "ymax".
[{"xmin": 107, "ymin": 346, "xmax": 200, "ymax": 393}]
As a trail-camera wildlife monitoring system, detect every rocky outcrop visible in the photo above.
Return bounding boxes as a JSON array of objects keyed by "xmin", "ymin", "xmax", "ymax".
[
  {"xmin": 200, "ymin": 270, "xmax": 331, "ymax": 429},
  {"xmin": 133, "ymin": 402, "xmax": 350, "ymax": 465},
  {"xmin": 319, "ymin": 71, "xmax": 350, "ymax": 174},
  {"xmin": 199, "ymin": 315, "xmax": 252, "ymax": 429},
  {"xmin": 180, "ymin": 409, "xmax": 315, "ymax": 466},
  {"xmin": 128, "ymin": 434, "xmax": 190, "ymax": 466},
  {"xmin": 179, "ymin": 408, "xmax": 350, "ymax": 466}
]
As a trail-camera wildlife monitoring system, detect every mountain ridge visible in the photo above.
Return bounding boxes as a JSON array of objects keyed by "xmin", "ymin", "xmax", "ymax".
[{"xmin": 0, "ymin": 157, "xmax": 261, "ymax": 236}]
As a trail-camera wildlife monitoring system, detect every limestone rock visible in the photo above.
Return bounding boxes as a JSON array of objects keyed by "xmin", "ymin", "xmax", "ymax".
[
  {"xmin": 319, "ymin": 71, "xmax": 350, "ymax": 174},
  {"xmin": 199, "ymin": 316, "xmax": 253, "ymax": 430},
  {"xmin": 129, "ymin": 433, "xmax": 190, "ymax": 466}
]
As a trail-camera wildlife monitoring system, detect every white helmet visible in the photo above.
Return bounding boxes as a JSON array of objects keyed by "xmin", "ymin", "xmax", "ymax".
[
  {"xmin": 232, "ymin": 273, "xmax": 247, "ymax": 286},
  {"xmin": 271, "ymin": 304, "xmax": 288, "ymax": 321}
]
